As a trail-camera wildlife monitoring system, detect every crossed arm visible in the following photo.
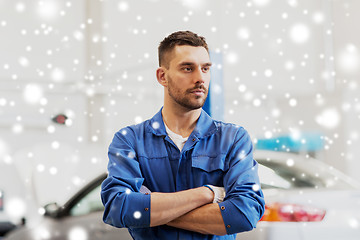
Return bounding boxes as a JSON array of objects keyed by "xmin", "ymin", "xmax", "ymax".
[
  {"xmin": 103, "ymin": 128, "xmax": 265, "ymax": 235},
  {"xmin": 150, "ymin": 187, "xmax": 227, "ymax": 235}
]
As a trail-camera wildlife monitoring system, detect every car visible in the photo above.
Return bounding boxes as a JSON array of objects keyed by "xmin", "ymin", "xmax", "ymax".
[
  {"xmin": 4, "ymin": 150, "xmax": 360, "ymax": 240},
  {"xmin": 239, "ymin": 150, "xmax": 360, "ymax": 240},
  {"xmin": 0, "ymin": 162, "xmax": 28, "ymax": 238},
  {"xmin": 0, "ymin": 188, "xmax": 16, "ymax": 238},
  {"xmin": 3, "ymin": 173, "xmax": 132, "ymax": 240}
]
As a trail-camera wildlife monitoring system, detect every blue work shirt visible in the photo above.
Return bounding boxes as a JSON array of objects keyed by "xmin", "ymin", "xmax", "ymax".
[{"xmin": 101, "ymin": 108, "xmax": 265, "ymax": 240}]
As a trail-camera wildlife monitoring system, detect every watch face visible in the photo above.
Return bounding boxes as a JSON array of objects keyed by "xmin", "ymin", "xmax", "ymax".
[{"xmin": 0, "ymin": 190, "xmax": 3, "ymax": 211}]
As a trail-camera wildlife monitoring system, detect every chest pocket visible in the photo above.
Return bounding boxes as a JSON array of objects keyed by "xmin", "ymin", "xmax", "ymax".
[
  {"xmin": 191, "ymin": 154, "xmax": 228, "ymax": 186},
  {"xmin": 192, "ymin": 155, "xmax": 228, "ymax": 172}
]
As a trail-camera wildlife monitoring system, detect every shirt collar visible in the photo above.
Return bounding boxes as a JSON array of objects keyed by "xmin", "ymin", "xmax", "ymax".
[
  {"xmin": 147, "ymin": 107, "xmax": 167, "ymax": 136},
  {"xmin": 147, "ymin": 107, "xmax": 218, "ymax": 139}
]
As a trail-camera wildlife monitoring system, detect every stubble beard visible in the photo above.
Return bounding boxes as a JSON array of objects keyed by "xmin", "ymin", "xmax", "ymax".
[{"xmin": 167, "ymin": 78, "xmax": 208, "ymax": 111}]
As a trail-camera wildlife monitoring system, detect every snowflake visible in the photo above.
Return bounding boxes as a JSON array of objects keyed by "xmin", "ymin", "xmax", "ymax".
[
  {"xmin": 51, "ymin": 68, "xmax": 65, "ymax": 82},
  {"xmin": 118, "ymin": 1, "xmax": 129, "ymax": 12},
  {"xmin": 37, "ymin": 0, "xmax": 59, "ymax": 20},
  {"xmin": 49, "ymin": 167, "xmax": 58, "ymax": 175},
  {"xmin": 264, "ymin": 69, "xmax": 273, "ymax": 77},
  {"xmin": 181, "ymin": 0, "xmax": 206, "ymax": 10},
  {"xmin": 286, "ymin": 158, "xmax": 295, "ymax": 167},
  {"xmin": 237, "ymin": 28, "xmax": 250, "ymax": 40},
  {"xmin": 68, "ymin": 226, "xmax": 88, "ymax": 240},
  {"xmin": 252, "ymin": 0, "xmax": 271, "ymax": 7},
  {"xmin": 152, "ymin": 121, "xmax": 160, "ymax": 129},
  {"xmin": 316, "ymin": 108, "xmax": 341, "ymax": 129},
  {"xmin": 252, "ymin": 184, "xmax": 260, "ymax": 191},
  {"xmin": 225, "ymin": 52, "xmax": 238, "ymax": 64},
  {"xmin": 289, "ymin": 23, "xmax": 310, "ymax": 44},
  {"xmin": 312, "ymin": 11, "xmax": 325, "ymax": 24},
  {"xmin": 35, "ymin": 227, "xmax": 51, "ymax": 240},
  {"xmin": 348, "ymin": 218, "xmax": 359, "ymax": 229},
  {"xmin": 23, "ymin": 84, "xmax": 43, "ymax": 104},
  {"xmin": 5, "ymin": 197, "xmax": 26, "ymax": 219},
  {"xmin": 264, "ymin": 131, "xmax": 273, "ymax": 139},
  {"xmin": 134, "ymin": 116, "xmax": 143, "ymax": 124},
  {"xmin": 133, "ymin": 211, "xmax": 142, "ymax": 219},
  {"xmin": 338, "ymin": 44, "xmax": 359, "ymax": 74}
]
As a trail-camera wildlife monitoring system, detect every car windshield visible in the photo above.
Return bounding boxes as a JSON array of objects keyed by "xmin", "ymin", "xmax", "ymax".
[
  {"xmin": 69, "ymin": 184, "xmax": 104, "ymax": 217},
  {"xmin": 258, "ymin": 159, "xmax": 357, "ymax": 190}
]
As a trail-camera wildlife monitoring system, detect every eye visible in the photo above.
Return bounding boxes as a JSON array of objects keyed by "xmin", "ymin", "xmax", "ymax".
[
  {"xmin": 183, "ymin": 67, "xmax": 193, "ymax": 72},
  {"xmin": 202, "ymin": 66, "xmax": 210, "ymax": 72}
]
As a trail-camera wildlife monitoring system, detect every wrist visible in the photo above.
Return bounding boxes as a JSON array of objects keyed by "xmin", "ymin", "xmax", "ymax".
[{"xmin": 201, "ymin": 186, "xmax": 214, "ymax": 203}]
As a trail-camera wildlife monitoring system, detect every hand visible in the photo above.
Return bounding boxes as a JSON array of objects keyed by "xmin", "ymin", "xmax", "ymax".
[
  {"xmin": 140, "ymin": 184, "xmax": 225, "ymax": 203},
  {"xmin": 204, "ymin": 185, "xmax": 225, "ymax": 203}
]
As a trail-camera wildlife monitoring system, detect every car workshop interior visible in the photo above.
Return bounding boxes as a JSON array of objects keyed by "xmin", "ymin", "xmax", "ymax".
[{"xmin": 0, "ymin": 0, "xmax": 359, "ymax": 239}]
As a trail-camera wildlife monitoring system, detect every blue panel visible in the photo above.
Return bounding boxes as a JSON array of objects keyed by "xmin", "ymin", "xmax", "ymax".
[
  {"xmin": 203, "ymin": 85, "xmax": 211, "ymax": 116},
  {"xmin": 255, "ymin": 132, "xmax": 324, "ymax": 152},
  {"xmin": 203, "ymin": 51, "xmax": 224, "ymax": 121}
]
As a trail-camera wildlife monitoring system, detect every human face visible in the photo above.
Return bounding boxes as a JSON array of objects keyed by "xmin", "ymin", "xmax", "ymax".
[{"xmin": 165, "ymin": 45, "xmax": 211, "ymax": 110}]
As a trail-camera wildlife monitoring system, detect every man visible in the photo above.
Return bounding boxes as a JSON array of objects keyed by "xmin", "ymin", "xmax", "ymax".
[{"xmin": 101, "ymin": 31, "xmax": 265, "ymax": 239}]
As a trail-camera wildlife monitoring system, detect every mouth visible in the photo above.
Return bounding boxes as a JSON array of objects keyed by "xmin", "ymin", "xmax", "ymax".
[
  {"xmin": 190, "ymin": 89, "xmax": 206, "ymax": 96},
  {"xmin": 189, "ymin": 86, "xmax": 206, "ymax": 93},
  {"xmin": 191, "ymin": 89, "xmax": 205, "ymax": 93}
]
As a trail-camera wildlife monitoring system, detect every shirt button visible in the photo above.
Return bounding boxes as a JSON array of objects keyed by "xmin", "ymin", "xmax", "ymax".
[
  {"xmin": 221, "ymin": 206, "xmax": 226, "ymax": 210},
  {"xmin": 227, "ymin": 225, "xmax": 231, "ymax": 228},
  {"xmin": 144, "ymin": 208, "xmax": 149, "ymax": 211}
]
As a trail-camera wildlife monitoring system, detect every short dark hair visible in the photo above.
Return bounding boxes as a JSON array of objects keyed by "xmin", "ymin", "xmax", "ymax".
[{"xmin": 158, "ymin": 31, "xmax": 209, "ymax": 68}]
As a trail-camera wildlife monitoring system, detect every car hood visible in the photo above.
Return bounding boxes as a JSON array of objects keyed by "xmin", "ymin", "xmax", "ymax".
[{"xmin": 263, "ymin": 188, "xmax": 360, "ymax": 211}]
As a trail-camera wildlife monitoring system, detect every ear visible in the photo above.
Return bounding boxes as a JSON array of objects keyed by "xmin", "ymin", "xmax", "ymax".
[{"xmin": 156, "ymin": 67, "xmax": 168, "ymax": 87}]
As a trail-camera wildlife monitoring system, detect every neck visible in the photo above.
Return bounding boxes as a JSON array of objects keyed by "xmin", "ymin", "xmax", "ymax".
[{"xmin": 162, "ymin": 104, "xmax": 201, "ymax": 138}]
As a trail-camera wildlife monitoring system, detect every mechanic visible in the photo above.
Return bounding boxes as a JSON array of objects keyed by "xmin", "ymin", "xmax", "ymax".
[{"xmin": 101, "ymin": 30, "xmax": 265, "ymax": 240}]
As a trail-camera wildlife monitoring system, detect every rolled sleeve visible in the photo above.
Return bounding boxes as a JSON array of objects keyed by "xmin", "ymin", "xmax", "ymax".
[
  {"xmin": 102, "ymin": 181, "xmax": 151, "ymax": 228},
  {"xmin": 122, "ymin": 191, "xmax": 151, "ymax": 227},
  {"xmin": 218, "ymin": 200, "xmax": 252, "ymax": 234},
  {"xmin": 219, "ymin": 128, "xmax": 265, "ymax": 235},
  {"xmin": 101, "ymin": 129, "xmax": 151, "ymax": 228}
]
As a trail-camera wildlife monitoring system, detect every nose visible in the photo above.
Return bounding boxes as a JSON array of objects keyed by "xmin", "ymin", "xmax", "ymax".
[{"xmin": 193, "ymin": 67, "xmax": 206, "ymax": 84}]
